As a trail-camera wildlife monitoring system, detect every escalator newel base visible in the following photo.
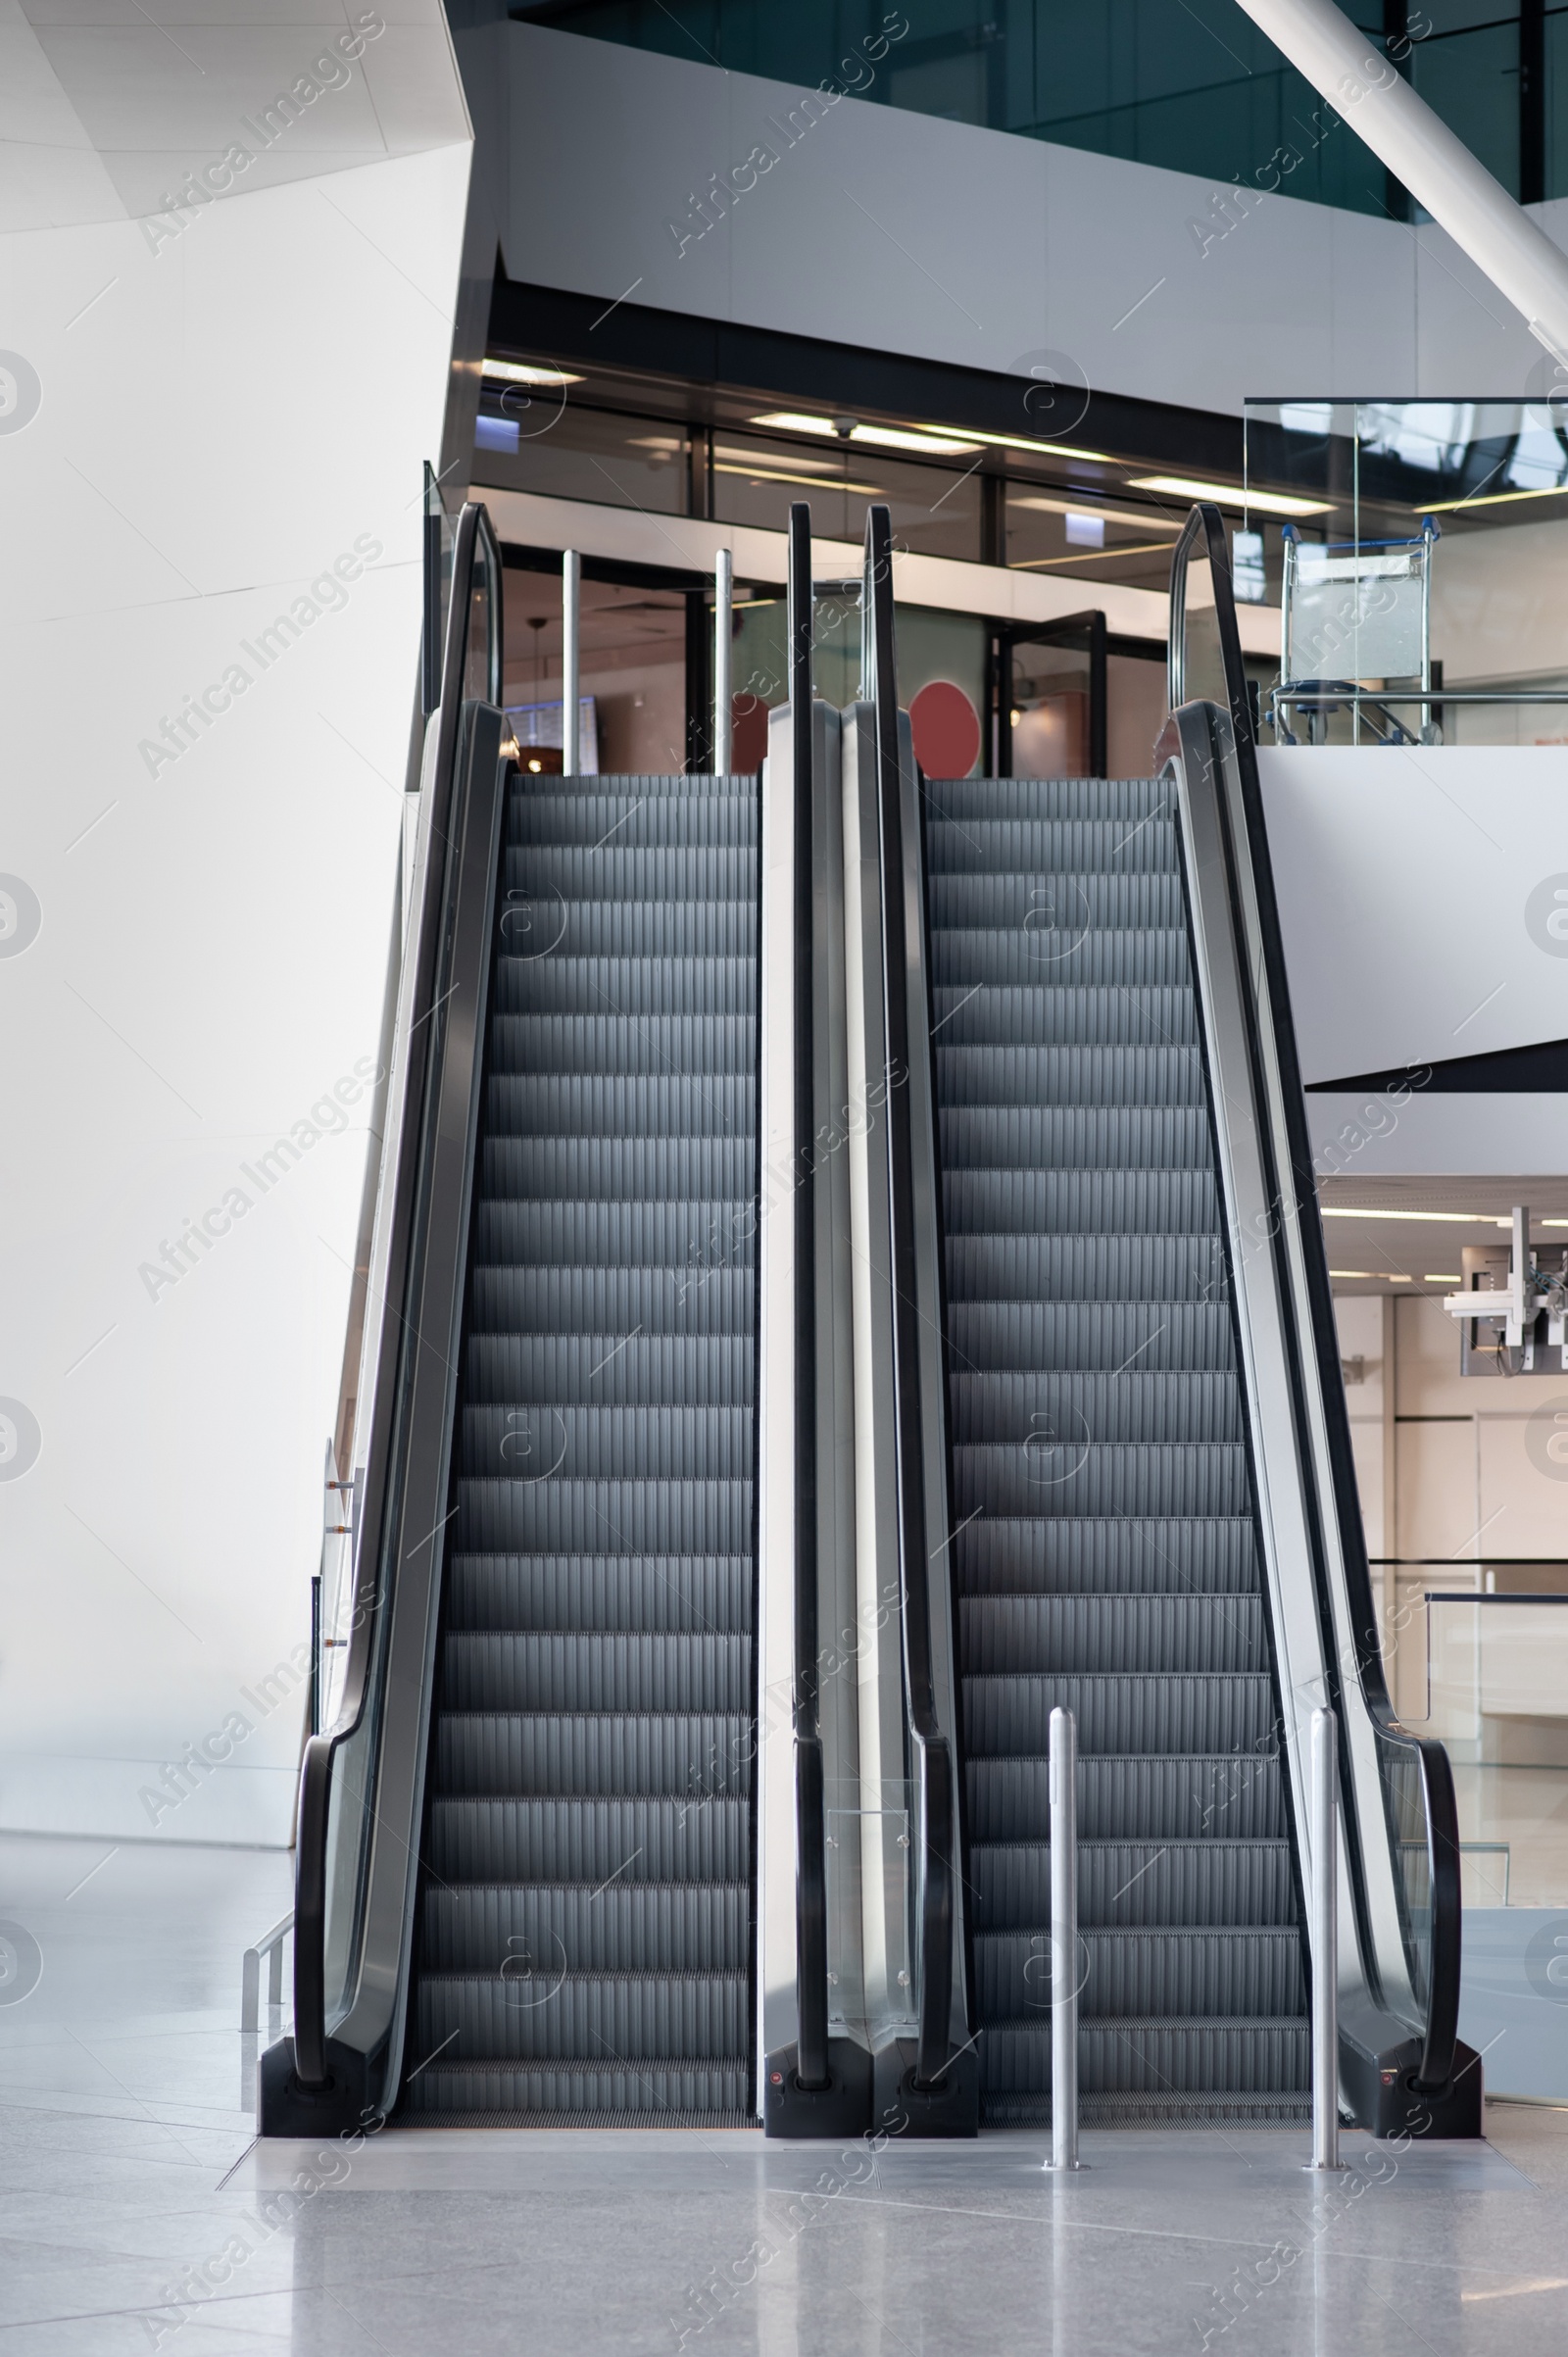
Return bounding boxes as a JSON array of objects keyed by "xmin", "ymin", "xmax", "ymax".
[
  {"xmin": 762, "ymin": 2040, "xmax": 873, "ymax": 2137},
  {"xmin": 257, "ymin": 2035, "xmax": 381, "ymax": 2138},
  {"xmin": 1339, "ymin": 2012, "xmax": 1484, "ymax": 2140},
  {"xmin": 873, "ymin": 2039, "xmax": 981, "ymax": 2138}
]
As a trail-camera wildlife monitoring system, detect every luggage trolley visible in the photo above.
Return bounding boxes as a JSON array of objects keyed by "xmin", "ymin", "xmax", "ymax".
[{"xmin": 1271, "ymin": 516, "xmax": 1440, "ymax": 745}]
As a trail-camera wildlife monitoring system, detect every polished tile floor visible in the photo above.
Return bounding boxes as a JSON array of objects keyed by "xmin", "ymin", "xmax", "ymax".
[{"xmin": 2, "ymin": 1832, "xmax": 1567, "ymax": 2353}]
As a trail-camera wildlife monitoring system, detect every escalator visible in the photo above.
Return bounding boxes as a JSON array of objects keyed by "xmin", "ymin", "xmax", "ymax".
[
  {"xmin": 261, "ymin": 494, "xmax": 1475, "ymax": 2146},
  {"xmin": 926, "ymin": 771, "xmax": 1308, "ymax": 2123}
]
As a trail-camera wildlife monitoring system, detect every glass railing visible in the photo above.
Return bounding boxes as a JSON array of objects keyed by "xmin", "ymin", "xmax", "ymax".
[
  {"xmin": 1165, "ymin": 504, "xmax": 1472, "ymax": 2131},
  {"xmin": 1238, "ymin": 399, "xmax": 1568, "ymax": 748},
  {"xmin": 263, "ymin": 502, "xmax": 505, "ymax": 2128}
]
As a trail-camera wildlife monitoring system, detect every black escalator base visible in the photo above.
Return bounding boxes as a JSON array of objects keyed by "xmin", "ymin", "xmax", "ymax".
[
  {"xmin": 924, "ymin": 775, "xmax": 1312, "ymax": 2130},
  {"xmin": 401, "ymin": 777, "xmax": 759, "ymax": 2128}
]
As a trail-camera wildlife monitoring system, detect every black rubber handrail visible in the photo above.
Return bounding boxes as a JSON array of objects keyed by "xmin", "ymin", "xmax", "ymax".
[
  {"xmin": 1168, "ymin": 503, "xmax": 1462, "ymax": 2093},
  {"xmin": 862, "ymin": 504, "xmax": 955, "ymax": 2089},
  {"xmin": 292, "ymin": 501, "xmax": 503, "ymax": 2090},
  {"xmin": 786, "ymin": 502, "xmax": 830, "ymax": 2093}
]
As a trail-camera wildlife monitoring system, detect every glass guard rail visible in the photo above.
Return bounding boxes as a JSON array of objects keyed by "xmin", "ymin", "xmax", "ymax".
[
  {"xmin": 860, "ymin": 503, "xmax": 957, "ymax": 2094},
  {"xmin": 1165, "ymin": 504, "xmax": 1470, "ymax": 2127},
  {"xmin": 265, "ymin": 502, "xmax": 505, "ymax": 2130}
]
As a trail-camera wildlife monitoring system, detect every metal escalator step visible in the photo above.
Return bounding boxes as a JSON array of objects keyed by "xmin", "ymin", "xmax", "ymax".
[
  {"xmin": 980, "ymin": 2018, "xmax": 1309, "ymax": 2096},
  {"xmin": 482, "ymin": 1135, "xmax": 756, "ymax": 1201},
  {"xmin": 965, "ymin": 1752, "xmax": 1286, "ymax": 1841},
  {"xmin": 975, "ymin": 1927, "xmax": 1305, "ymax": 2020},
  {"xmin": 953, "ymin": 1441, "xmax": 1250, "ymax": 1519},
  {"xmin": 963, "ymin": 1673, "xmax": 1276, "ymax": 1756},
  {"xmin": 956, "ymin": 1517, "xmax": 1260, "ymax": 1596},
  {"xmin": 472, "ymin": 1201, "xmax": 754, "ymax": 1273},
  {"xmin": 439, "ymin": 1630, "xmax": 751, "ymax": 1714},
  {"xmin": 922, "ymin": 776, "xmax": 1165, "ymax": 823},
  {"xmin": 461, "ymin": 1403, "xmax": 753, "ymax": 1482},
  {"xmin": 401, "ymin": 2060, "xmax": 752, "ymax": 2120},
  {"xmin": 948, "ymin": 1370, "xmax": 1242, "ymax": 1446},
  {"xmin": 415, "ymin": 1969, "xmax": 748, "ymax": 2061},
  {"xmin": 935, "ymin": 1045, "xmax": 1204, "ymax": 1110},
  {"xmin": 512, "ymin": 770, "xmax": 753, "ymax": 798},
  {"xmin": 445, "ymin": 1553, "xmax": 752, "ymax": 1635},
  {"xmin": 469, "ymin": 1266, "xmax": 754, "ymax": 1338},
  {"xmin": 499, "ymin": 901, "xmax": 757, "ymax": 960},
  {"xmin": 490, "ymin": 1013, "xmax": 756, "ymax": 1078},
  {"xmin": 943, "ymin": 1170, "xmax": 1219, "ymax": 1239},
  {"xmin": 948, "ymin": 1301, "xmax": 1233, "ymax": 1374},
  {"xmin": 930, "ymin": 927, "xmax": 1191, "ymax": 990},
  {"xmin": 929, "ymin": 985, "xmax": 1197, "ymax": 1049},
  {"xmin": 428, "ymin": 1795, "xmax": 750, "ymax": 1882},
  {"xmin": 924, "ymin": 818, "xmax": 1175, "ymax": 877},
  {"xmin": 938, "ymin": 1105, "xmax": 1213, "ymax": 1170},
  {"xmin": 496, "ymin": 956, "xmax": 756, "ymax": 1016},
  {"xmin": 946, "ymin": 1234, "xmax": 1226, "ymax": 1305},
  {"xmin": 504, "ymin": 845, "xmax": 756, "ymax": 902},
  {"xmin": 466, "ymin": 1335, "xmax": 754, "ymax": 1408},
  {"xmin": 960, "ymin": 1595, "xmax": 1265, "ymax": 1676},
  {"xmin": 967, "ymin": 1840, "xmax": 1297, "ymax": 1930},
  {"xmin": 434, "ymin": 1711, "xmax": 752, "ymax": 1796},
  {"xmin": 487, "ymin": 1074, "xmax": 754, "ymax": 1140},
  {"xmin": 456, "ymin": 1474, "xmax": 753, "ymax": 1555},
  {"xmin": 928, "ymin": 871, "xmax": 1183, "ymax": 931},
  {"xmin": 421, "ymin": 1882, "xmax": 750, "ymax": 1973},
  {"xmin": 508, "ymin": 793, "xmax": 757, "ymax": 849}
]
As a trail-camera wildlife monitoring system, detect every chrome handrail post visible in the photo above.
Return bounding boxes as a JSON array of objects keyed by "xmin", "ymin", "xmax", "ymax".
[
  {"xmin": 1049, "ymin": 1705, "xmax": 1082, "ymax": 2172},
  {"xmin": 1310, "ymin": 1707, "xmax": 1346, "ymax": 2171}
]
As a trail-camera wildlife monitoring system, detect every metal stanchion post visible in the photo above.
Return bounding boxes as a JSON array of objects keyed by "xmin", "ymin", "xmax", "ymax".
[
  {"xmin": 1308, "ymin": 1706, "xmax": 1346, "ymax": 2172},
  {"xmin": 562, "ymin": 548, "xmax": 580, "ymax": 776},
  {"xmin": 1049, "ymin": 1704, "xmax": 1083, "ymax": 2171},
  {"xmin": 713, "ymin": 548, "xmax": 733, "ymax": 774}
]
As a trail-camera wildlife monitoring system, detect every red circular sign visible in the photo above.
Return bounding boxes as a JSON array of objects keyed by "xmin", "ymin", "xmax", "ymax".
[{"xmin": 909, "ymin": 679, "xmax": 981, "ymax": 778}]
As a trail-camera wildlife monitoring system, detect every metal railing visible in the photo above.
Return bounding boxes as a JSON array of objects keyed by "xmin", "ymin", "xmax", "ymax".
[
  {"xmin": 275, "ymin": 501, "xmax": 505, "ymax": 2119},
  {"xmin": 1165, "ymin": 503, "xmax": 1470, "ymax": 2126},
  {"xmin": 861, "ymin": 503, "xmax": 956, "ymax": 2094}
]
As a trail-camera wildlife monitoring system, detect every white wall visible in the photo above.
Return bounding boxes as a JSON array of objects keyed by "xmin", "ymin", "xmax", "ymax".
[
  {"xmin": 0, "ymin": 5, "xmax": 473, "ymax": 1843},
  {"xmin": 497, "ymin": 22, "xmax": 1566, "ymax": 421}
]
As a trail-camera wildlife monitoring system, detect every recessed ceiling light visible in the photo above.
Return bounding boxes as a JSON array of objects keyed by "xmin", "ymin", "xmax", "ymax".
[
  {"xmin": 484, "ymin": 358, "xmax": 585, "ymax": 385},
  {"xmin": 751, "ymin": 411, "xmax": 979, "ymax": 456},
  {"xmin": 1322, "ymin": 1206, "xmax": 1514, "ymax": 1226},
  {"xmin": 1129, "ymin": 472, "xmax": 1331, "ymax": 517}
]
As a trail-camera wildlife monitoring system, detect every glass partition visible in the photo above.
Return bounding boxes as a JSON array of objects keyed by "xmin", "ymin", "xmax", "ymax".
[{"xmin": 1243, "ymin": 398, "xmax": 1568, "ymax": 748}]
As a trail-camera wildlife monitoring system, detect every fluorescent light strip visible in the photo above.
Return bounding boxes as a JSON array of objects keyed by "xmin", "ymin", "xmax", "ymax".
[
  {"xmin": 1427, "ymin": 482, "xmax": 1568, "ymax": 512},
  {"xmin": 1012, "ymin": 493, "xmax": 1173, "ymax": 528},
  {"xmin": 1015, "ymin": 540, "xmax": 1177, "ymax": 569},
  {"xmin": 484, "ymin": 358, "xmax": 584, "ymax": 385},
  {"xmin": 1321, "ymin": 1206, "xmax": 1515, "ymax": 1226},
  {"xmin": 1330, "ymin": 1270, "xmax": 1412, "ymax": 1280},
  {"xmin": 713, "ymin": 460, "xmax": 885, "ymax": 493},
  {"xmin": 938, "ymin": 426, "xmax": 1116, "ymax": 463},
  {"xmin": 1129, "ymin": 472, "xmax": 1331, "ymax": 517},
  {"xmin": 751, "ymin": 411, "xmax": 979, "ymax": 457}
]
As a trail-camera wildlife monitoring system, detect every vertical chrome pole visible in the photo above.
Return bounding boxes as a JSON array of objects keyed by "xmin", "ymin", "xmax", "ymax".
[
  {"xmin": 713, "ymin": 547, "xmax": 733, "ymax": 774},
  {"xmin": 1309, "ymin": 1707, "xmax": 1345, "ymax": 2172},
  {"xmin": 562, "ymin": 548, "xmax": 580, "ymax": 775},
  {"xmin": 1049, "ymin": 1705, "xmax": 1081, "ymax": 2171}
]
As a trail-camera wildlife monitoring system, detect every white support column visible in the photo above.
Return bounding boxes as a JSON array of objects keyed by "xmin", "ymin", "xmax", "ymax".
[
  {"xmin": 1233, "ymin": 0, "xmax": 1568, "ymax": 360},
  {"xmin": 562, "ymin": 549, "xmax": 580, "ymax": 776},
  {"xmin": 714, "ymin": 548, "xmax": 733, "ymax": 776}
]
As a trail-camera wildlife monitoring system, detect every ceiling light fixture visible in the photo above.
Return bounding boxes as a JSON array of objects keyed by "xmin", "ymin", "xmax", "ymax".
[
  {"xmin": 1427, "ymin": 481, "xmax": 1568, "ymax": 512},
  {"xmin": 1321, "ymin": 1206, "xmax": 1515, "ymax": 1226},
  {"xmin": 751, "ymin": 411, "xmax": 979, "ymax": 456},
  {"xmin": 1129, "ymin": 472, "xmax": 1331, "ymax": 517},
  {"xmin": 484, "ymin": 358, "xmax": 585, "ymax": 385}
]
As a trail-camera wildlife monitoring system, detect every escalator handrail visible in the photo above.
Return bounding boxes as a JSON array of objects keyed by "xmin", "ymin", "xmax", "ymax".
[
  {"xmin": 862, "ymin": 503, "xmax": 955, "ymax": 2088},
  {"xmin": 292, "ymin": 500, "xmax": 503, "ymax": 2090},
  {"xmin": 786, "ymin": 501, "xmax": 831, "ymax": 2092},
  {"xmin": 1168, "ymin": 502, "xmax": 1461, "ymax": 2092}
]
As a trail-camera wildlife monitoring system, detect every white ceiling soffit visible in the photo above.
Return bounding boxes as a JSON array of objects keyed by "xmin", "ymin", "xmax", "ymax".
[{"xmin": 0, "ymin": 0, "xmax": 471, "ymax": 235}]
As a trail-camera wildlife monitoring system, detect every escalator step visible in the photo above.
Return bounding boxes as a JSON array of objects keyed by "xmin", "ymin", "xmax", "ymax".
[
  {"xmin": 495, "ymin": 900, "xmax": 757, "ymax": 959},
  {"xmin": 963, "ymin": 1672, "xmax": 1276, "ymax": 1756},
  {"xmin": 975, "ymin": 1927, "xmax": 1304, "ymax": 2020},
  {"xmin": 469, "ymin": 1266, "xmax": 753, "ymax": 1338},
  {"xmin": 460, "ymin": 1405, "xmax": 753, "ymax": 1482},
  {"xmin": 951, "ymin": 1440, "xmax": 1249, "ymax": 1518},
  {"xmin": 434, "ymin": 1711, "xmax": 751, "ymax": 1796},
  {"xmin": 456, "ymin": 1475, "xmax": 753, "ymax": 1554},
  {"xmin": 428, "ymin": 1794, "xmax": 751, "ymax": 1882},
  {"xmin": 508, "ymin": 793, "xmax": 757, "ymax": 849},
  {"xmin": 401, "ymin": 2060, "xmax": 752, "ymax": 2121},
  {"xmin": 945, "ymin": 1234, "xmax": 1226, "ymax": 1303},
  {"xmin": 947, "ymin": 1301, "xmax": 1234, "ymax": 1373},
  {"xmin": 936, "ymin": 1045, "xmax": 1205, "ymax": 1109},
  {"xmin": 497, "ymin": 955, "xmax": 756, "ymax": 1015},
  {"xmin": 421, "ymin": 1881, "xmax": 751, "ymax": 1973},
  {"xmin": 928, "ymin": 871, "xmax": 1183, "ymax": 931},
  {"xmin": 445, "ymin": 1554, "xmax": 752, "ymax": 1634},
  {"xmin": 938, "ymin": 1105, "xmax": 1213, "ymax": 1170},
  {"xmin": 960, "ymin": 1595, "xmax": 1264, "ymax": 1676},
  {"xmin": 504, "ymin": 845, "xmax": 756, "ymax": 902},
  {"xmin": 956, "ymin": 1517, "xmax": 1259, "ymax": 1596},
  {"xmin": 471, "ymin": 1200, "xmax": 755, "ymax": 1271},
  {"xmin": 943, "ymin": 1169, "xmax": 1220, "ymax": 1236},
  {"xmin": 930, "ymin": 927, "xmax": 1191, "ymax": 989},
  {"xmin": 439, "ymin": 1630, "xmax": 752, "ymax": 1713},
  {"xmin": 482, "ymin": 1135, "xmax": 756, "ymax": 1201},
  {"xmin": 466, "ymin": 1334, "xmax": 754, "ymax": 1407},
  {"xmin": 487, "ymin": 1073, "xmax": 754, "ymax": 1139},
  {"xmin": 490, "ymin": 1012, "xmax": 757, "ymax": 1078},
  {"xmin": 980, "ymin": 2019, "xmax": 1308, "ymax": 2096},
  {"xmin": 415, "ymin": 1969, "xmax": 748, "ymax": 2061},
  {"xmin": 948, "ymin": 1370, "xmax": 1241, "ymax": 1445},
  {"xmin": 929, "ymin": 984, "xmax": 1198, "ymax": 1048},
  {"xmin": 967, "ymin": 1840, "xmax": 1296, "ymax": 1929},
  {"xmin": 922, "ymin": 776, "xmax": 1167, "ymax": 823},
  {"xmin": 925, "ymin": 817, "xmax": 1175, "ymax": 877},
  {"xmin": 965, "ymin": 1752, "xmax": 1286, "ymax": 1842}
]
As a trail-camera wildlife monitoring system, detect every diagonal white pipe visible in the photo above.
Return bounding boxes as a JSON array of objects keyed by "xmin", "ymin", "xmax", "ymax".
[{"xmin": 1233, "ymin": 0, "xmax": 1568, "ymax": 363}]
